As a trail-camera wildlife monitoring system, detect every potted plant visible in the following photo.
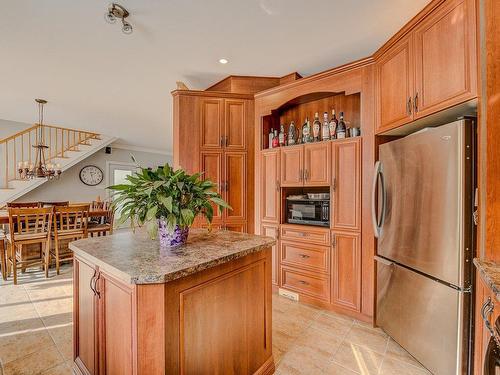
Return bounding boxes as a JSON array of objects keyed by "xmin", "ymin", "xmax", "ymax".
[{"xmin": 108, "ymin": 159, "xmax": 231, "ymax": 248}]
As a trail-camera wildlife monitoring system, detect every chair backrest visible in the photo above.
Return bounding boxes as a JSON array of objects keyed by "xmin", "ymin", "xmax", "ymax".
[
  {"xmin": 40, "ymin": 201, "xmax": 70, "ymax": 207},
  {"xmin": 90, "ymin": 200, "xmax": 107, "ymax": 210},
  {"xmin": 7, "ymin": 202, "xmax": 40, "ymax": 208},
  {"xmin": 8, "ymin": 207, "xmax": 53, "ymax": 242},
  {"xmin": 53, "ymin": 204, "xmax": 90, "ymax": 235}
]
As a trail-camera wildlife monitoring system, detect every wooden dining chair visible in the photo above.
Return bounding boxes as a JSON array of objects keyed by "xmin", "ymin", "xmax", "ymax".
[
  {"xmin": 6, "ymin": 207, "xmax": 53, "ymax": 284},
  {"xmin": 39, "ymin": 201, "xmax": 70, "ymax": 207},
  {"xmin": 51, "ymin": 204, "xmax": 90, "ymax": 275},
  {"xmin": 88, "ymin": 201, "xmax": 114, "ymax": 237},
  {"xmin": 6, "ymin": 202, "xmax": 40, "ymax": 208}
]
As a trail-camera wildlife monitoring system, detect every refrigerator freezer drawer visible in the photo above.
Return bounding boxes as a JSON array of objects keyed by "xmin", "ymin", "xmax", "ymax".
[{"xmin": 376, "ymin": 258, "xmax": 469, "ymax": 375}]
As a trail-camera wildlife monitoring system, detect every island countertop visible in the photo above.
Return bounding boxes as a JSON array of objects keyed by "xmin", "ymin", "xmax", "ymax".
[{"xmin": 69, "ymin": 228, "xmax": 275, "ymax": 285}]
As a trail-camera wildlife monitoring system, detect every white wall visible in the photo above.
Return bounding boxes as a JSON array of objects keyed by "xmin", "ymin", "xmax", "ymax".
[
  {"xmin": 0, "ymin": 119, "xmax": 32, "ymax": 139},
  {"xmin": 18, "ymin": 146, "xmax": 172, "ymax": 203}
]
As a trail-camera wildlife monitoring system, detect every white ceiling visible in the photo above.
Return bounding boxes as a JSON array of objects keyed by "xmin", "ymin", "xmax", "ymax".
[{"xmin": 0, "ymin": 0, "xmax": 430, "ymax": 154}]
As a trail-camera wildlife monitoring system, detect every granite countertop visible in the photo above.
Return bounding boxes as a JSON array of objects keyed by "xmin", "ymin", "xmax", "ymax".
[
  {"xmin": 474, "ymin": 258, "xmax": 500, "ymax": 301},
  {"xmin": 69, "ymin": 228, "xmax": 275, "ymax": 285}
]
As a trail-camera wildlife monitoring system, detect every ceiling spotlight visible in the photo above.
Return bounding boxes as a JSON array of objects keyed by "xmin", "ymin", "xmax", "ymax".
[
  {"xmin": 105, "ymin": 3, "xmax": 133, "ymax": 35},
  {"xmin": 219, "ymin": 58, "xmax": 229, "ymax": 64}
]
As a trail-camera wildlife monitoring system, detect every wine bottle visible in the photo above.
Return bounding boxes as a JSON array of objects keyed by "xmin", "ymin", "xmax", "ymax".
[
  {"xmin": 278, "ymin": 124, "xmax": 285, "ymax": 146},
  {"xmin": 272, "ymin": 129, "xmax": 279, "ymax": 148},
  {"xmin": 302, "ymin": 117, "xmax": 311, "ymax": 143},
  {"xmin": 329, "ymin": 110, "xmax": 338, "ymax": 139},
  {"xmin": 337, "ymin": 112, "xmax": 346, "ymax": 139},
  {"xmin": 288, "ymin": 121, "xmax": 297, "ymax": 145},
  {"xmin": 322, "ymin": 112, "xmax": 330, "ymax": 141},
  {"xmin": 312, "ymin": 112, "xmax": 321, "ymax": 142},
  {"xmin": 269, "ymin": 128, "xmax": 274, "ymax": 149}
]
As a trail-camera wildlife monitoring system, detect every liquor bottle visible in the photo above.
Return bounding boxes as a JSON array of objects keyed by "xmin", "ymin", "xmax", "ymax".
[
  {"xmin": 312, "ymin": 112, "xmax": 321, "ymax": 141},
  {"xmin": 321, "ymin": 112, "xmax": 330, "ymax": 141},
  {"xmin": 288, "ymin": 121, "xmax": 297, "ymax": 145},
  {"xmin": 269, "ymin": 128, "xmax": 274, "ymax": 149},
  {"xmin": 329, "ymin": 110, "xmax": 338, "ymax": 139},
  {"xmin": 337, "ymin": 112, "xmax": 346, "ymax": 139},
  {"xmin": 272, "ymin": 129, "xmax": 279, "ymax": 148},
  {"xmin": 278, "ymin": 124, "xmax": 285, "ymax": 146},
  {"xmin": 302, "ymin": 117, "xmax": 311, "ymax": 143}
]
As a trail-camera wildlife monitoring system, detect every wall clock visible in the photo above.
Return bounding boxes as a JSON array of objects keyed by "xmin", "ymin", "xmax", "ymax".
[{"xmin": 79, "ymin": 165, "xmax": 104, "ymax": 186}]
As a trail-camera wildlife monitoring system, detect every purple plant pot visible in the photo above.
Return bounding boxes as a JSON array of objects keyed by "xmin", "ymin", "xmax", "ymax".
[{"xmin": 158, "ymin": 220, "xmax": 189, "ymax": 248}]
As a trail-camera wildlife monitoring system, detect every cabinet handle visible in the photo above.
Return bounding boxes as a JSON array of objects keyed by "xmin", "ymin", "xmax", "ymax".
[
  {"xmin": 304, "ymin": 170, "xmax": 308, "ymax": 181},
  {"xmin": 220, "ymin": 137, "xmax": 224, "ymax": 147},
  {"xmin": 90, "ymin": 269, "xmax": 97, "ymax": 294},
  {"xmin": 414, "ymin": 93, "xmax": 419, "ymax": 113},
  {"xmin": 407, "ymin": 97, "xmax": 412, "ymax": 116},
  {"xmin": 225, "ymin": 136, "xmax": 229, "ymax": 147},
  {"xmin": 225, "ymin": 181, "xmax": 229, "ymax": 191},
  {"xmin": 298, "ymin": 280, "xmax": 309, "ymax": 285},
  {"xmin": 298, "ymin": 254, "xmax": 310, "ymax": 259},
  {"xmin": 298, "ymin": 169, "xmax": 303, "ymax": 181},
  {"xmin": 332, "ymin": 177, "xmax": 336, "ymax": 192},
  {"xmin": 94, "ymin": 272, "xmax": 101, "ymax": 299},
  {"xmin": 332, "ymin": 235, "xmax": 336, "ymax": 247},
  {"xmin": 276, "ymin": 180, "xmax": 280, "ymax": 191},
  {"xmin": 481, "ymin": 297, "xmax": 495, "ymax": 337}
]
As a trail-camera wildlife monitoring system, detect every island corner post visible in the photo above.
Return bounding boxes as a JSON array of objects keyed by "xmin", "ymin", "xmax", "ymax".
[{"xmin": 70, "ymin": 229, "xmax": 275, "ymax": 375}]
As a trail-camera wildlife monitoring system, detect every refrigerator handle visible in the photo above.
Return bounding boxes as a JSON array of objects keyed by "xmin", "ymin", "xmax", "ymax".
[{"xmin": 372, "ymin": 161, "xmax": 387, "ymax": 238}]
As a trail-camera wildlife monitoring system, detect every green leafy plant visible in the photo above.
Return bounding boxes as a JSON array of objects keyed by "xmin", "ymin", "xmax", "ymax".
[{"xmin": 107, "ymin": 157, "xmax": 231, "ymax": 239}]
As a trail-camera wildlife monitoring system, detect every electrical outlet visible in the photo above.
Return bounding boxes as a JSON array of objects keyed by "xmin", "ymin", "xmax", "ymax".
[{"xmin": 278, "ymin": 288, "xmax": 299, "ymax": 301}]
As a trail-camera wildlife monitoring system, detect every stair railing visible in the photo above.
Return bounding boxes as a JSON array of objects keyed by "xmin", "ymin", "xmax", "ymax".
[{"xmin": 0, "ymin": 124, "xmax": 100, "ymax": 188}]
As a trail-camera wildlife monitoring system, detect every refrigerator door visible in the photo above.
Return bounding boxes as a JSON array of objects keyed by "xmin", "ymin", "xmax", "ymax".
[
  {"xmin": 377, "ymin": 120, "xmax": 472, "ymax": 287},
  {"xmin": 376, "ymin": 257, "xmax": 469, "ymax": 375}
]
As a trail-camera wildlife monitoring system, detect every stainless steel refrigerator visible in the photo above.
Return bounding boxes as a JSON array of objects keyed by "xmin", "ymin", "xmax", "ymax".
[{"xmin": 373, "ymin": 119, "xmax": 476, "ymax": 375}]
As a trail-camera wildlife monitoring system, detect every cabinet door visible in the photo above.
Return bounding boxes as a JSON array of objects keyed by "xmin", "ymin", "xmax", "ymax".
[
  {"xmin": 225, "ymin": 223, "xmax": 247, "ymax": 232},
  {"xmin": 224, "ymin": 152, "xmax": 246, "ymax": 222},
  {"xmin": 375, "ymin": 35, "xmax": 414, "ymax": 132},
  {"xmin": 224, "ymin": 99, "xmax": 246, "ymax": 150},
  {"xmin": 200, "ymin": 98, "xmax": 223, "ymax": 149},
  {"xmin": 332, "ymin": 139, "xmax": 361, "ymax": 231},
  {"xmin": 331, "ymin": 231, "xmax": 361, "ymax": 311},
  {"xmin": 73, "ymin": 258, "xmax": 98, "ymax": 375},
  {"xmin": 98, "ymin": 271, "xmax": 134, "ymax": 375},
  {"xmin": 200, "ymin": 151, "xmax": 224, "ymax": 222},
  {"xmin": 413, "ymin": 0, "xmax": 477, "ymax": 118},
  {"xmin": 260, "ymin": 149, "xmax": 280, "ymax": 223},
  {"xmin": 261, "ymin": 224, "xmax": 279, "ymax": 286},
  {"xmin": 304, "ymin": 142, "xmax": 331, "ymax": 186},
  {"xmin": 280, "ymin": 146, "xmax": 303, "ymax": 187}
]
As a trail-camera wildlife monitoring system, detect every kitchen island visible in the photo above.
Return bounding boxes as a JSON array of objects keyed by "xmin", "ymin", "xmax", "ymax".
[{"xmin": 69, "ymin": 229, "xmax": 275, "ymax": 375}]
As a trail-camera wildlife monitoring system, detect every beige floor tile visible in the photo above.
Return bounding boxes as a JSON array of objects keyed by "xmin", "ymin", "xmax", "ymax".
[
  {"xmin": 273, "ymin": 328, "xmax": 299, "ymax": 353},
  {"xmin": 295, "ymin": 326, "xmax": 343, "ymax": 357},
  {"xmin": 276, "ymin": 342, "xmax": 331, "ymax": 374},
  {"xmin": 2, "ymin": 344, "xmax": 64, "ymax": 375},
  {"xmin": 323, "ymin": 362, "xmax": 360, "ymax": 375},
  {"xmin": 379, "ymin": 357, "xmax": 432, "ymax": 375},
  {"xmin": 0, "ymin": 327, "xmax": 54, "ymax": 364},
  {"xmin": 310, "ymin": 312, "xmax": 354, "ymax": 339},
  {"xmin": 41, "ymin": 362, "xmax": 71, "ymax": 375},
  {"xmin": 385, "ymin": 339, "xmax": 424, "ymax": 368},
  {"xmin": 344, "ymin": 325, "xmax": 389, "ymax": 355},
  {"xmin": 332, "ymin": 342, "xmax": 384, "ymax": 375}
]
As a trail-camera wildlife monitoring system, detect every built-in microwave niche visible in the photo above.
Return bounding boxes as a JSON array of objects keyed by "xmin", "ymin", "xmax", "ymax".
[
  {"xmin": 282, "ymin": 187, "xmax": 330, "ymax": 227},
  {"xmin": 261, "ymin": 91, "xmax": 361, "ymax": 150}
]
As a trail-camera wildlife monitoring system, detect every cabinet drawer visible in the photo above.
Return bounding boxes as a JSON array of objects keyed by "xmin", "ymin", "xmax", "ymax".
[
  {"xmin": 280, "ymin": 241, "xmax": 330, "ymax": 274},
  {"xmin": 281, "ymin": 267, "xmax": 330, "ymax": 302},
  {"xmin": 280, "ymin": 225, "xmax": 330, "ymax": 246}
]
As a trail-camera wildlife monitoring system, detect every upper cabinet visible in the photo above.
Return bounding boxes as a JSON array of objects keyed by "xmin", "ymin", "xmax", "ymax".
[
  {"xmin": 281, "ymin": 144, "xmax": 331, "ymax": 187},
  {"xmin": 224, "ymin": 100, "xmax": 247, "ymax": 150},
  {"xmin": 261, "ymin": 149, "xmax": 281, "ymax": 223},
  {"xmin": 281, "ymin": 146, "xmax": 304, "ymax": 187},
  {"xmin": 200, "ymin": 99, "xmax": 223, "ymax": 149},
  {"xmin": 376, "ymin": 0, "xmax": 477, "ymax": 133}
]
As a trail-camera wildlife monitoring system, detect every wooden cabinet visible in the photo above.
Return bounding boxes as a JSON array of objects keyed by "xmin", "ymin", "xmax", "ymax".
[
  {"xmin": 261, "ymin": 223, "xmax": 279, "ymax": 286},
  {"xmin": 173, "ymin": 90, "xmax": 255, "ymax": 233},
  {"xmin": 260, "ymin": 149, "xmax": 280, "ymax": 223},
  {"xmin": 281, "ymin": 267, "xmax": 330, "ymax": 302},
  {"xmin": 280, "ymin": 240, "xmax": 330, "ymax": 274},
  {"xmin": 280, "ymin": 143, "xmax": 330, "ymax": 187},
  {"xmin": 331, "ymin": 231, "xmax": 361, "ymax": 311},
  {"xmin": 413, "ymin": 0, "xmax": 477, "ymax": 118},
  {"xmin": 376, "ymin": 35, "xmax": 414, "ymax": 131},
  {"xmin": 375, "ymin": 0, "xmax": 477, "ymax": 133},
  {"xmin": 331, "ymin": 138, "xmax": 361, "ymax": 231},
  {"xmin": 280, "ymin": 224, "xmax": 330, "ymax": 247},
  {"xmin": 74, "ymin": 258, "xmax": 98, "ymax": 375}
]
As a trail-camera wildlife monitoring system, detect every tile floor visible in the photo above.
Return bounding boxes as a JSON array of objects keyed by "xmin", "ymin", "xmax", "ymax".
[{"xmin": 0, "ymin": 266, "xmax": 432, "ymax": 375}]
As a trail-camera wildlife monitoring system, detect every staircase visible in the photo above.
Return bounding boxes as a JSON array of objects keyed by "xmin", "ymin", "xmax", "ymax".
[{"xmin": 0, "ymin": 124, "xmax": 116, "ymax": 206}]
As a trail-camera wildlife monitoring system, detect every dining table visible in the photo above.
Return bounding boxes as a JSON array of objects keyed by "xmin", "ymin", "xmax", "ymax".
[{"xmin": 0, "ymin": 208, "xmax": 111, "ymax": 225}]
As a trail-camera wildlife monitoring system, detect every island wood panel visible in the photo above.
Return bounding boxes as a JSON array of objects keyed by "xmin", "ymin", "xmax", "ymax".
[
  {"xmin": 413, "ymin": 0, "xmax": 477, "ymax": 118},
  {"xmin": 164, "ymin": 249, "xmax": 273, "ymax": 375},
  {"xmin": 260, "ymin": 149, "xmax": 280, "ymax": 223},
  {"xmin": 375, "ymin": 35, "xmax": 414, "ymax": 132},
  {"xmin": 331, "ymin": 138, "xmax": 361, "ymax": 231},
  {"xmin": 73, "ymin": 258, "xmax": 98, "ymax": 375},
  {"xmin": 304, "ymin": 142, "xmax": 331, "ymax": 186},
  {"xmin": 224, "ymin": 99, "xmax": 247, "ymax": 150},
  {"xmin": 280, "ymin": 145, "xmax": 303, "ymax": 186},
  {"xmin": 261, "ymin": 223, "xmax": 279, "ymax": 286},
  {"xmin": 99, "ymin": 271, "xmax": 135, "ymax": 375},
  {"xmin": 200, "ymin": 98, "xmax": 223, "ymax": 149},
  {"xmin": 331, "ymin": 231, "xmax": 361, "ymax": 311}
]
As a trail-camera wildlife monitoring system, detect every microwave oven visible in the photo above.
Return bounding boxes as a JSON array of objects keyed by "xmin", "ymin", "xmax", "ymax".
[{"xmin": 286, "ymin": 197, "xmax": 330, "ymax": 227}]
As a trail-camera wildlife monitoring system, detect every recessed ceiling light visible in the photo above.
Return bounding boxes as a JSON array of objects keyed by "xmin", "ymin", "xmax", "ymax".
[{"xmin": 219, "ymin": 58, "xmax": 229, "ymax": 64}]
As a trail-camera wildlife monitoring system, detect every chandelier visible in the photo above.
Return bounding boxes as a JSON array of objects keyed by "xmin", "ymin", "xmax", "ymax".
[{"xmin": 18, "ymin": 99, "xmax": 62, "ymax": 180}]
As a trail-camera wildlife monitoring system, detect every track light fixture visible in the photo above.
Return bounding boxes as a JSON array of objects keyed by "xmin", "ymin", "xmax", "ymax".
[{"xmin": 105, "ymin": 3, "xmax": 133, "ymax": 35}]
